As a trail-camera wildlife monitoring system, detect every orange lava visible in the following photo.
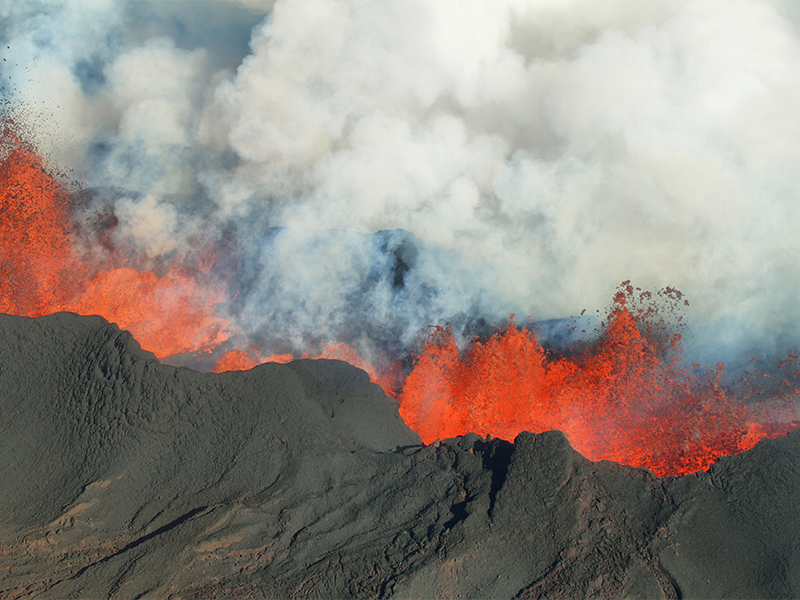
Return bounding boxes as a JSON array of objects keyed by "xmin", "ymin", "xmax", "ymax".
[
  {"xmin": 214, "ymin": 349, "xmax": 262, "ymax": 372},
  {"xmin": 213, "ymin": 348, "xmax": 293, "ymax": 373},
  {"xmin": 398, "ymin": 284, "xmax": 799, "ymax": 477},
  {"xmin": 4, "ymin": 124, "xmax": 797, "ymax": 476},
  {"xmin": 0, "ymin": 123, "xmax": 230, "ymax": 358},
  {"xmin": 68, "ymin": 267, "xmax": 229, "ymax": 358},
  {"xmin": 0, "ymin": 126, "xmax": 80, "ymax": 315},
  {"xmin": 213, "ymin": 342, "xmax": 401, "ymax": 394}
]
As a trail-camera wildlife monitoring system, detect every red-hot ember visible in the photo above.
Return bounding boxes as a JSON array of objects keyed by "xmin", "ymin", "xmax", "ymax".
[
  {"xmin": 0, "ymin": 123, "xmax": 230, "ymax": 357},
  {"xmin": 398, "ymin": 284, "xmax": 799, "ymax": 477}
]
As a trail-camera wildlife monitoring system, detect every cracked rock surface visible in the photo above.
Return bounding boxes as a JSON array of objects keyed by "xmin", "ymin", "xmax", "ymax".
[{"xmin": 1, "ymin": 313, "xmax": 798, "ymax": 598}]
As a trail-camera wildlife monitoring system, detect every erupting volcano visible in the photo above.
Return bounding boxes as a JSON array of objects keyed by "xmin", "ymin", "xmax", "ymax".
[
  {"xmin": 2, "ymin": 122, "xmax": 797, "ymax": 478},
  {"xmin": 4, "ymin": 1, "xmax": 800, "ymax": 595}
]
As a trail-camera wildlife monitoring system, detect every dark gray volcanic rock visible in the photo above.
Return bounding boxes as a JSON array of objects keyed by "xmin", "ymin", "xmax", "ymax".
[{"xmin": 0, "ymin": 313, "xmax": 798, "ymax": 599}]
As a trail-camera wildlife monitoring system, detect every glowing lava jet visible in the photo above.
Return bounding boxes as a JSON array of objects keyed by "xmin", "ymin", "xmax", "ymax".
[
  {"xmin": 0, "ymin": 123, "xmax": 231, "ymax": 357},
  {"xmin": 1, "ymin": 123, "xmax": 797, "ymax": 477},
  {"xmin": 397, "ymin": 283, "xmax": 799, "ymax": 476}
]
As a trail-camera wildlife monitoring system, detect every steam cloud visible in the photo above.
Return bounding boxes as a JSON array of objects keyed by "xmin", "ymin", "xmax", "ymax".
[{"xmin": 2, "ymin": 0, "xmax": 800, "ymax": 366}]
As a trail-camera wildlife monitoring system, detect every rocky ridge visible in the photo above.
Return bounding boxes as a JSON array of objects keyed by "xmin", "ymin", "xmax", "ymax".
[{"xmin": 0, "ymin": 313, "xmax": 798, "ymax": 599}]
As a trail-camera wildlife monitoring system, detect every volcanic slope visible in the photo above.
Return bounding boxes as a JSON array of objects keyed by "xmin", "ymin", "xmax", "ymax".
[{"xmin": 0, "ymin": 313, "xmax": 798, "ymax": 599}]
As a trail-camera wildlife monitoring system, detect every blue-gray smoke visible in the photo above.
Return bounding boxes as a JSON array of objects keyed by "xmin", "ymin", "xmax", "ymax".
[{"xmin": 3, "ymin": 0, "xmax": 800, "ymax": 371}]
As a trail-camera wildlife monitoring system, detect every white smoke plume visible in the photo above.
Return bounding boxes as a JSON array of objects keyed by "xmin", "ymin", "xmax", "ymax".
[{"xmin": 2, "ymin": 0, "xmax": 800, "ymax": 366}]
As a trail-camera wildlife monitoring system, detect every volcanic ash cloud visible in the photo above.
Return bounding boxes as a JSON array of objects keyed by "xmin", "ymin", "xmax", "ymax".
[{"xmin": 3, "ymin": 0, "xmax": 800, "ymax": 363}]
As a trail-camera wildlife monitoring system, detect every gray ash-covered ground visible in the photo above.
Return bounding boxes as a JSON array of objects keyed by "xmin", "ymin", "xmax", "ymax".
[{"xmin": 1, "ymin": 312, "xmax": 799, "ymax": 599}]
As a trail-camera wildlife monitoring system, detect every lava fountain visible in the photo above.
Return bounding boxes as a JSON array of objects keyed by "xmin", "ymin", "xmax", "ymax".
[
  {"xmin": 0, "ymin": 121, "xmax": 386, "ymax": 371},
  {"xmin": 1, "ymin": 122, "xmax": 798, "ymax": 477},
  {"xmin": 399, "ymin": 283, "xmax": 799, "ymax": 476},
  {"xmin": 0, "ymin": 122, "xmax": 231, "ymax": 357}
]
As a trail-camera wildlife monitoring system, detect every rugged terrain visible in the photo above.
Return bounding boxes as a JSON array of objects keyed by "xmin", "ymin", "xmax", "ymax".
[{"xmin": 1, "ymin": 313, "xmax": 798, "ymax": 599}]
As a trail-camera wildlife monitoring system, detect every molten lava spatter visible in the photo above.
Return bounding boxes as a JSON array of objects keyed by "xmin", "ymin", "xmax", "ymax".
[
  {"xmin": 69, "ymin": 267, "xmax": 230, "ymax": 358},
  {"xmin": 0, "ymin": 125, "xmax": 79, "ymax": 315},
  {"xmin": 0, "ymin": 124, "xmax": 230, "ymax": 358},
  {"xmin": 398, "ymin": 284, "xmax": 799, "ymax": 477},
  {"xmin": 3, "ymin": 124, "xmax": 797, "ymax": 477}
]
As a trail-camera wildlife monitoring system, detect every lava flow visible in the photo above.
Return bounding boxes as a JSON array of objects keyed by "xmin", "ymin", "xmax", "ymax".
[{"xmin": 398, "ymin": 284, "xmax": 800, "ymax": 476}]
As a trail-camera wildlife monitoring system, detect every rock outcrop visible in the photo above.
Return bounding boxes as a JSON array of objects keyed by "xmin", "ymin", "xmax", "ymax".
[{"xmin": 1, "ymin": 313, "xmax": 798, "ymax": 598}]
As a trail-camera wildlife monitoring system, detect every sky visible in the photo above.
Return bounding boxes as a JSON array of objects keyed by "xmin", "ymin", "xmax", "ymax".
[{"xmin": 2, "ymin": 0, "xmax": 800, "ymax": 367}]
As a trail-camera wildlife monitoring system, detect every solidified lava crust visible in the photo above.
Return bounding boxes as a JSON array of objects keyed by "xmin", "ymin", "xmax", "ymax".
[{"xmin": 1, "ymin": 312, "xmax": 799, "ymax": 599}]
